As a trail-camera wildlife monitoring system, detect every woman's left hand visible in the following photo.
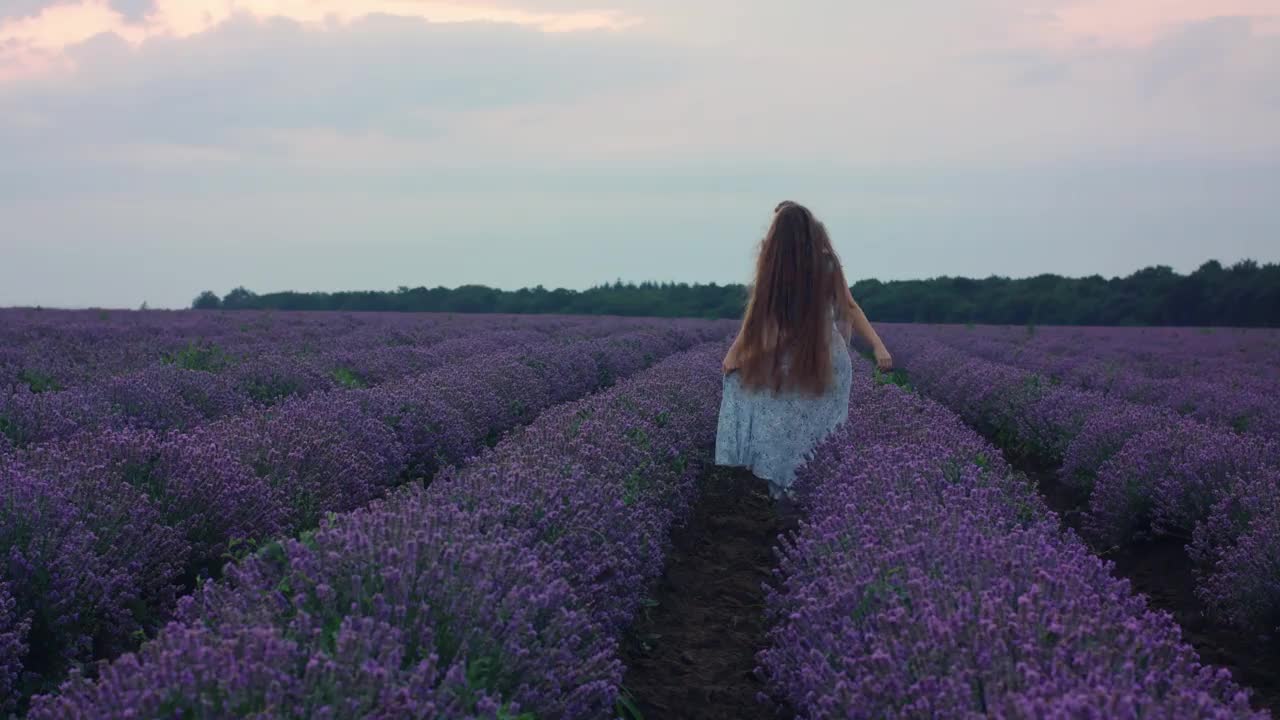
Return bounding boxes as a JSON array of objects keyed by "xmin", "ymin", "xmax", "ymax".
[{"xmin": 874, "ymin": 346, "xmax": 894, "ymax": 372}]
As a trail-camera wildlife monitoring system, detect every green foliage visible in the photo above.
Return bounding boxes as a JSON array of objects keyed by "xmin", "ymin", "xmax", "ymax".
[
  {"xmin": 621, "ymin": 470, "xmax": 645, "ymax": 507},
  {"xmin": 331, "ymin": 367, "xmax": 366, "ymax": 389},
  {"xmin": 192, "ymin": 290, "xmax": 222, "ymax": 310},
  {"xmin": 567, "ymin": 408, "xmax": 593, "ymax": 438},
  {"xmin": 849, "ymin": 566, "xmax": 909, "ymax": 624},
  {"xmin": 873, "ymin": 367, "xmax": 912, "ymax": 391},
  {"xmin": 221, "ymin": 286, "xmax": 258, "ymax": 310},
  {"xmin": 17, "ymin": 368, "xmax": 60, "ymax": 393},
  {"xmin": 625, "ymin": 426, "xmax": 650, "ymax": 449},
  {"xmin": 616, "ymin": 689, "xmax": 645, "ymax": 720},
  {"xmin": 974, "ymin": 453, "xmax": 991, "ymax": 471},
  {"xmin": 242, "ymin": 376, "xmax": 299, "ymax": 406},
  {"xmin": 119, "ymin": 459, "xmax": 163, "ymax": 500},
  {"xmin": 162, "ymin": 341, "xmax": 230, "ymax": 372},
  {"xmin": 194, "ymin": 258, "xmax": 1280, "ymax": 326},
  {"xmin": 0, "ymin": 415, "xmax": 18, "ymax": 446},
  {"xmin": 508, "ymin": 399, "xmax": 527, "ymax": 418},
  {"xmin": 222, "ymin": 536, "xmax": 261, "ymax": 565}
]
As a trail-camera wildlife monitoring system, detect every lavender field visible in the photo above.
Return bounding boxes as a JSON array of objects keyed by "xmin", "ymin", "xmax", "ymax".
[{"xmin": 2, "ymin": 311, "xmax": 1278, "ymax": 718}]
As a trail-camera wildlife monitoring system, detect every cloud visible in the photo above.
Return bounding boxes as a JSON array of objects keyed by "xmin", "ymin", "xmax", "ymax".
[
  {"xmin": 0, "ymin": 0, "xmax": 637, "ymax": 81},
  {"xmin": 1047, "ymin": 0, "xmax": 1280, "ymax": 47},
  {"xmin": 1136, "ymin": 15, "xmax": 1254, "ymax": 92},
  {"xmin": 108, "ymin": 0, "xmax": 152, "ymax": 21},
  {"xmin": 0, "ymin": 11, "xmax": 679, "ymax": 148},
  {"xmin": 2, "ymin": 1, "xmax": 1277, "ymax": 177},
  {"xmin": 0, "ymin": 1, "xmax": 55, "ymax": 21}
]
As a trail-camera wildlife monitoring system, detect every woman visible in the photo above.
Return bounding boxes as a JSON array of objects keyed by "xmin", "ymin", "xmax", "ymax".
[{"xmin": 716, "ymin": 201, "xmax": 893, "ymax": 501}]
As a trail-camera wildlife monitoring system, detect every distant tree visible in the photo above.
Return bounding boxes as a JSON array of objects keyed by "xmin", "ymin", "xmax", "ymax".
[
  {"xmin": 221, "ymin": 286, "xmax": 257, "ymax": 310},
  {"xmin": 139, "ymin": 301, "xmax": 150, "ymax": 311},
  {"xmin": 192, "ymin": 291, "xmax": 222, "ymax": 310},
  {"xmin": 197, "ymin": 258, "xmax": 1280, "ymax": 326}
]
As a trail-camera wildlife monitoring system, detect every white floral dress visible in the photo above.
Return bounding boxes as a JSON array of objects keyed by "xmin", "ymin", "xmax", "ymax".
[{"xmin": 715, "ymin": 318, "xmax": 853, "ymax": 499}]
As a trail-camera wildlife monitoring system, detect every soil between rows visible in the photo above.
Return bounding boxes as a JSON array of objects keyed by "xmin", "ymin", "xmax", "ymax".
[
  {"xmin": 621, "ymin": 467, "xmax": 796, "ymax": 720},
  {"xmin": 1028, "ymin": 464, "xmax": 1280, "ymax": 716},
  {"xmin": 616, "ymin": 431, "xmax": 1280, "ymax": 718}
]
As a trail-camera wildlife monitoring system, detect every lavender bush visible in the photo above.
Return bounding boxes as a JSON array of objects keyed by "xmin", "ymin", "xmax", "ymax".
[
  {"xmin": 0, "ymin": 462, "xmax": 139, "ymax": 701},
  {"xmin": 30, "ymin": 343, "xmax": 728, "ymax": 718},
  {"xmin": 101, "ymin": 365, "xmax": 247, "ymax": 432},
  {"xmin": 0, "ymin": 309, "xmax": 731, "ymax": 448},
  {"xmin": 759, "ymin": 363, "xmax": 1264, "ymax": 718},
  {"xmin": 198, "ymin": 393, "xmax": 407, "ymax": 531},
  {"xmin": 879, "ymin": 326, "xmax": 1280, "ymax": 638},
  {"xmin": 6, "ymin": 318, "xmax": 728, "ymax": 712},
  {"xmin": 23, "ymin": 426, "xmax": 285, "ymax": 585},
  {"xmin": 882, "ymin": 323, "xmax": 1280, "ymax": 439},
  {"xmin": 0, "ymin": 582, "xmax": 28, "ymax": 715},
  {"xmin": 1059, "ymin": 402, "xmax": 1180, "ymax": 491},
  {"xmin": 0, "ymin": 385, "xmax": 116, "ymax": 449},
  {"xmin": 1087, "ymin": 420, "xmax": 1280, "ymax": 546},
  {"xmin": 1191, "ymin": 468, "xmax": 1280, "ymax": 634}
]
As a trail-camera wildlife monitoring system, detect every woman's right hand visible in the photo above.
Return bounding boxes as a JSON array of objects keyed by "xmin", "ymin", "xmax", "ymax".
[
  {"xmin": 722, "ymin": 348, "xmax": 740, "ymax": 375},
  {"xmin": 874, "ymin": 345, "xmax": 894, "ymax": 372}
]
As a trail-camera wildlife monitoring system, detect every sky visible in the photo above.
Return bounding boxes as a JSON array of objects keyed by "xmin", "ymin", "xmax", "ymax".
[{"xmin": 0, "ymin": 1, "xmax": 1278, "ymax": 308}]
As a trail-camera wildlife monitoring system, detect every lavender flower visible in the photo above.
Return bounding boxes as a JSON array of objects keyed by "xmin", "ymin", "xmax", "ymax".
[
  {"xmin": 759, "ymin": 361, "xmax": 1263, "ymax": 718},
  {"xmin": 33, "ymin": 342, "xmax": 728, "ymax": 718},
  {"xmin": 0, "ymin": 581, "xmax": 29, "ymax": 715},
  {"xmin": 16, "ymin": 318, "xmax": 729, "ymax": 715}
]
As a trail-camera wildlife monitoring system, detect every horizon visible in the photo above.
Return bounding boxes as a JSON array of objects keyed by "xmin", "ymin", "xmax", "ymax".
[
  {"xmin": 2, "ymin": 1, "xmax": 1278, "ymax": 309},
  {"xmin": 5, "ymin": 255, "xmax": 1266, "ymax": 312}
]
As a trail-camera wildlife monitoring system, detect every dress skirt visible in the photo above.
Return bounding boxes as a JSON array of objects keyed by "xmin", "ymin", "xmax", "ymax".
[{"xmin": 715, "ymin": 328, "xmax": 853, "ymax": 499}]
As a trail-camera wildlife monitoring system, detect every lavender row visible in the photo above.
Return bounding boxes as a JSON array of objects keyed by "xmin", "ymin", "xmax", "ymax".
[
  {"xmin": 1, "ymin": 310, "xmax": 529, "ymax": 390},
  {"xmin": 0, "ymin": 327, "xmax": 715, "ymax": 712},
  {"xmin": 901, "ymin": 324, "xmax": 1280, "ymax": 382},
  {"xmin": 2, "ymin": 316, "xmax": 731, "ymax": 446},
  {"xmin": 0, "ymin": 309, "xmax": 668, "ymax": 391},
  {"xmin": 0, "ymin": 309, "xmax": 726, "ymax": 389},
  {"xmin": 28, "ymin": 343, "xmax": 727, "ymax": 719},
  {"xmin": 1, "ymin": 335, "xmax": 512, "ymax": 445},
  {"xmin": 883, "ymin": 324, "xmax": 1280, "ymax": 437},
  {"xmin": 879, "ymin": 332, "xmax": 1280, "ymax": 640},
  {"xmin": 759, "ymin": 362, "xmax": 1264, "ymax": 718}
]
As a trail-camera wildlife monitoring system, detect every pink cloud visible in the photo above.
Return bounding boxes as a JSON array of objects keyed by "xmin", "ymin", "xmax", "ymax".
[
  {"xmin": 0, "ymin": 0, "xmax": 636, "ymax": 81},
  {"xmin": 1047, "ymin": 0, "xmax": 1280, "ymax": 47}
]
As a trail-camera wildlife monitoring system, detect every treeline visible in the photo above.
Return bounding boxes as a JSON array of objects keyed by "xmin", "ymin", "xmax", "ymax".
[{"xmin": 193, "ymin": 259, "xmax": 1280, "ymax": 327}]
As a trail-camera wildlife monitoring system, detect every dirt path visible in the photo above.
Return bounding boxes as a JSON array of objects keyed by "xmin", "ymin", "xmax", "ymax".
[
  {"xmin": 1029, "ymin": 465, "xmax": 1280, "ymax": 716},
  {"xmin": 621, "ymin": 467, "xmax": 794, "ymax": 720}
]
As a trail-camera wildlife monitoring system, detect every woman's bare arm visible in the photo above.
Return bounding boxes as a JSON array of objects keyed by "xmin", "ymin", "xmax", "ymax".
[
  {"xmin": 834, "ymin": 283, "xmax": 855, "ymax": 343},
  {"xmin": 835, "ymin": 305, "xmax": 854, "ymax": 344},
  {"xmin": 722, "ymin": 329, "xmax": 745, "ymax": 373},
  {"xmin": 843, "ymin": 290, "xmax": 893, "ymax": 370}
]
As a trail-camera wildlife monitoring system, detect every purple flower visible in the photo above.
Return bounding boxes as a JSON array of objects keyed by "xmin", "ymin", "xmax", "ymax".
[
  {"xmin": 0, "ymin": 581, "xmax": 30, "ymax": 715},
  {"xmin": 759, "ymin": 360, "xmax": 1262, "ymax": 718},
  {"xmin": 21, "ymin": 321, "xmax": 731, "ymax": 716}
]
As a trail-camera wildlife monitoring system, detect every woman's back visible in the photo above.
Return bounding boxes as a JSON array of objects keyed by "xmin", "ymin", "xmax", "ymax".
[
  {"xmin": 715, "ymin": 201, "xmax": 863, "ymax": 499},
  {"xmin": 716, "ymin": 312, "xmax": 853, "ymax": 499}
]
